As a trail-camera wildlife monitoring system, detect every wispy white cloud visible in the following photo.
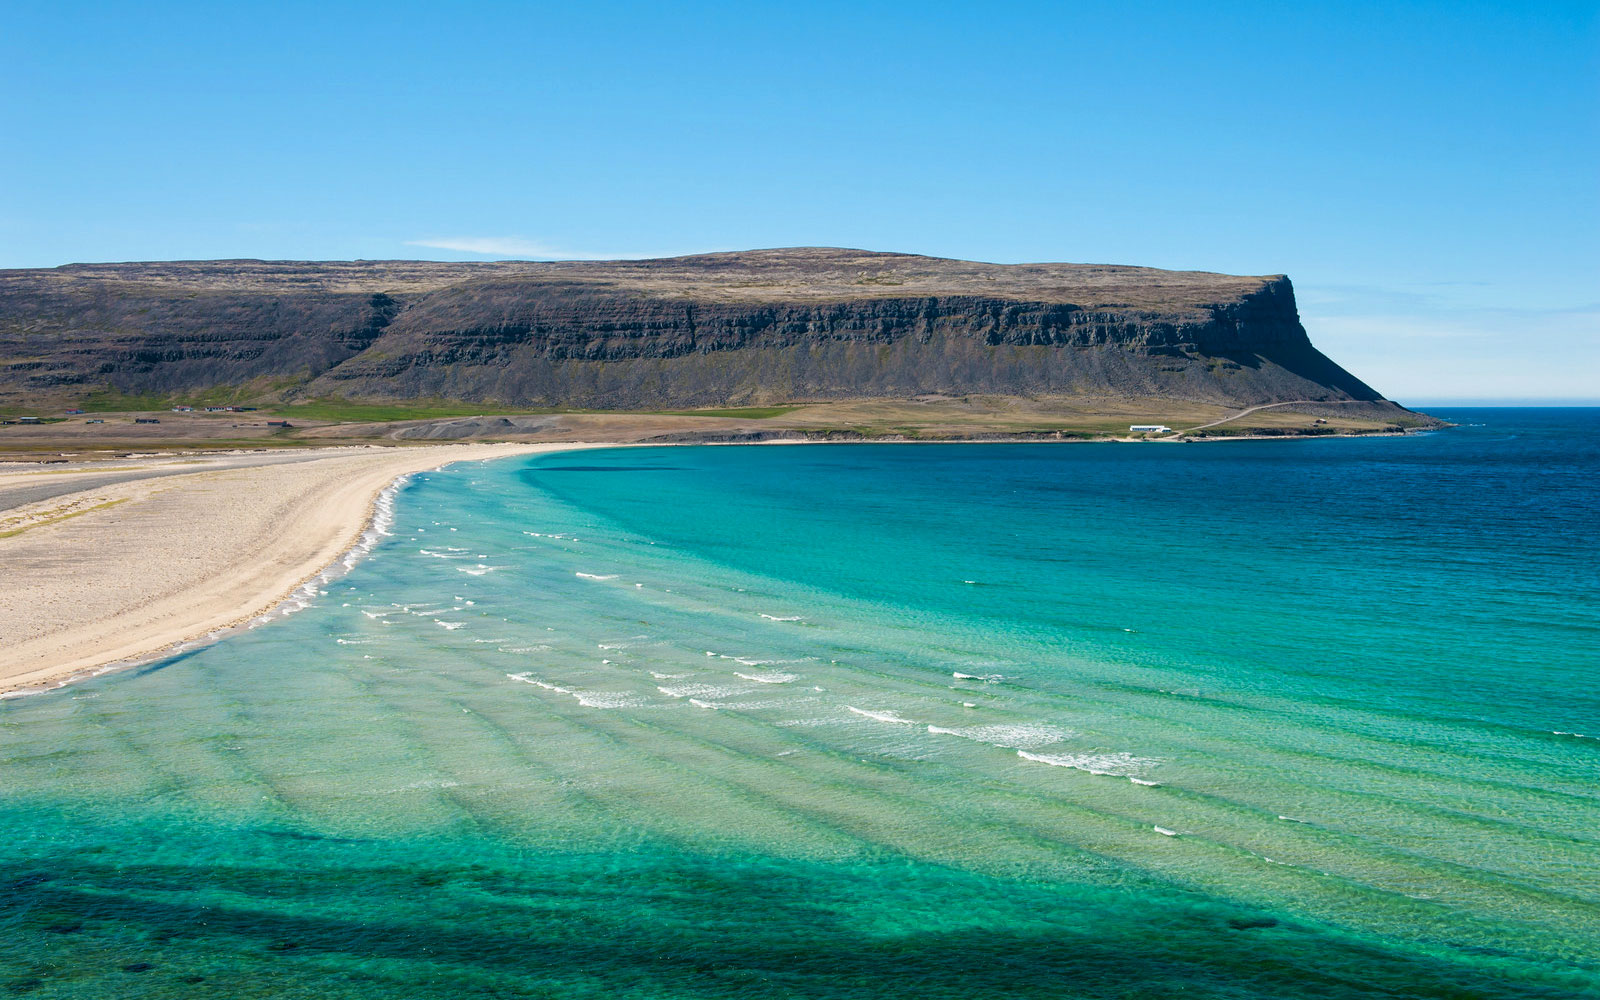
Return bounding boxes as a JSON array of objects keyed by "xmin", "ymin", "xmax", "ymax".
[{"xmin": 403, "ymin": 236, "xmax": 646, "ymax": 260}]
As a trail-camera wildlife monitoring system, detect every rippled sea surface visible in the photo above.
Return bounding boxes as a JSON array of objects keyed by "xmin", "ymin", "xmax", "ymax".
[{"xmin": 2, "ymin": 408, "xmax": 1597, "ymax": 998}]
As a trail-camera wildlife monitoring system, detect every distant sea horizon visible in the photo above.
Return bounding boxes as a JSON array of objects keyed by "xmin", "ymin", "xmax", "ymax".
[
  {"xmin": 1, "ymin": 406, "xmax": 1595, "ymax": 998},
  {"xmin": 1402, "ymin": 398, "xmax": 1600, "ymax": 407}
]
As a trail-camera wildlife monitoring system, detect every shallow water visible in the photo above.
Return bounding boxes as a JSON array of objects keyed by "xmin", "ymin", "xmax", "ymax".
[{"xmin": 2, "ymin": 408, "xmax": 1596, "ymax": 997}]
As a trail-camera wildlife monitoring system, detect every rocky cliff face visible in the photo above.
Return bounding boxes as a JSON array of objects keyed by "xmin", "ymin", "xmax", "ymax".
[{"xmin": 0, "ymin": 248, "xmax": 1383, "ymax": 408}]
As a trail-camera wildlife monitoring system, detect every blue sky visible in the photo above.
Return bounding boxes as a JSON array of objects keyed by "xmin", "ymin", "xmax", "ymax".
[{"xmin": 3, "ymin": 1, "xmax": 1595, "ymax": 400}]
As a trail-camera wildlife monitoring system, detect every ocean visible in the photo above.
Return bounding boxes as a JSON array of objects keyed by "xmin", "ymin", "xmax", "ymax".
[{"xmin": 2, "ymin": 407, "xmax": 1596, "ymax": 998}]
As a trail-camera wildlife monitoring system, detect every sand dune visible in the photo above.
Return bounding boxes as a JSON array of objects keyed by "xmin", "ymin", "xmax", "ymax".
[{"xmin": 0, "ymin": 443, "xmax": 580, "ymax": 694}]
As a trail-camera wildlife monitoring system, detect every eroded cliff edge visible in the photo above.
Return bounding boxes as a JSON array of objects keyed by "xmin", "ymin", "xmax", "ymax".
[{"xmin": 0, "ymin": 248, "xmax": 1388, "ymax": 410}]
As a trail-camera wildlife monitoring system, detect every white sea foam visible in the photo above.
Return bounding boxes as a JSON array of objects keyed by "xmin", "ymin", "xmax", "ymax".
[
  {"xmin": 926, "ymin": 723, "xmax": 1071, "ymax": 749},
  {"xmin": 952, "ymin": 672, "xmax": 1004, "ymax": 683},
  {"xmin": 507, "ymin": 674, "xmax": 635, "ymax": 708},
  {"xmin": 688, "ymin": 698, "xmax": 718, "ymax": 710},
  {"xmin": 1130, "ymin": 777, "xmax": 1162, "ymax": 786},
  {"xmin": 458, "ymin": 564, "xmax": 501, "ymax": 576},
  {"xmin": 574, "ymin": 691, "xmax": 643, "ymax": 709},
  {"xmin": 759, "ymin": 614, "xmax": 803, "ymax": 622},
  {"xmin": 506, "ymin": 673, "xmax": 570, "ymax": 694},
  {"xmin": 735, "ymin": 671, "xmax": 797, "ymax": 684},
  {"xmin": 1153, "ymin": 826, "xmax": 1178, "ymax": 837},
  {"xmin": 406, "ymin": 606, "xmax": 451, "ymax": 616},
  {"xmin": 847, "ymin": 706, "xmax": 915, "ymax": 725},
  {"xmin": 576, "ymin": 572, "xmax": 618, "ymax": 581},
  {"xmin": 435, "ymin": 621, "xmax": 467, "ymax": 630},
  {"xmin": 713, "ymin": 697, "xmax": 817, "ymax": 711},
  {"xmin": 419, "ymin": 547, "xmax": 469, "ymax": 559},
  {"xmin": 657, "ymin": 682, "xmax": 748, "ymax": 700},
  {"xmin": 649, "ymin": 671, "xmax": 689, "ymax": 680},
  {"xmin": 1016, "ymin": 749, "xmax": 1159, "ymax": 778},
  {"xmin": 250, "ymin": 472, "xmax": 410, "ymax": 624}
]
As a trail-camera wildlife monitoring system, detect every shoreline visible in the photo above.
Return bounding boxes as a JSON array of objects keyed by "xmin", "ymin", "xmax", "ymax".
[
  {"xmin": 0, "ymin": 443, "xmax": 591, "ymax": 697},
  {"xmin": 0, "ymin": 428, "xmax": 1436, "ymax": 698},
  {"xmin": 680, "ymin": 426, "xmax": 1436, "ymax": 446}
]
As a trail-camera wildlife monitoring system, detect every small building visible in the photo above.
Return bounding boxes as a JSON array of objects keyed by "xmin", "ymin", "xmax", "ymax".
[
  {"xmin": 85, "ymin": 419, "xmax": 104, "ymax": 424},
  {"xmin": 134, "ymin": 417, "xmax": 161, "ymax": 424},
  {"xmin": 171, "ymin": 405, "xmax": 194, "ymax": 412},
  {"xmin": 17, "ymin": 416, "xmax": 41, "ymax": 424},
  {"xmin": 65, "ymin": 408, "xmax": 83, "ymax": 414},
  {"xmin": 267, "ymin": 420, "xmax": 292, "ymax": 428},
  {"xmin": 1130, "ymin": 424, "xmax": 1172, "ymax": 433}
]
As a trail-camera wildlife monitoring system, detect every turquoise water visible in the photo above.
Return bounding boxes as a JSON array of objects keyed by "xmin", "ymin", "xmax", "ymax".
[{"xmin": 2, "ymin": 408, "xmax": 1597, "ymax": 998}]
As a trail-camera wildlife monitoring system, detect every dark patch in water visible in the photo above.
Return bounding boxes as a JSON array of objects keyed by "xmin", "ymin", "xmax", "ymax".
[
  {"xmin": 0, "ymin": 842, "xmax": 1578, "ymax": 999},
  {"xmin": 119, "ymin": 963, "xmax": 154, "ymax": 973},
  {"xmin": 256, "ymin": 828, "xmax": 365, "ymax": 844},
  {"xmin": 1227, "ymin": 917, "xmax": 1280, "ymax": 930},
  {"xmin": 128, "ymin": 646, "xmax": 209, "ymax": 678}
]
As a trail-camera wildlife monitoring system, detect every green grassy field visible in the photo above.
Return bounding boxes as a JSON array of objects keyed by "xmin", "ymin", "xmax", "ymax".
[
  {"xmin": 265, "ymin": 400, "xmax": 801, "ymax": 423},
  {"xmin": 0, "ymin": 392, "xmax": 1427, "ymax": 459}
]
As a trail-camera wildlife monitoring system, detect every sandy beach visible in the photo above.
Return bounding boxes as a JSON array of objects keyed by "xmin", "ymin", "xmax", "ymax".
[{"xmin": 0, "ymin": 443, "xmax": 584, "ymax": 695}]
